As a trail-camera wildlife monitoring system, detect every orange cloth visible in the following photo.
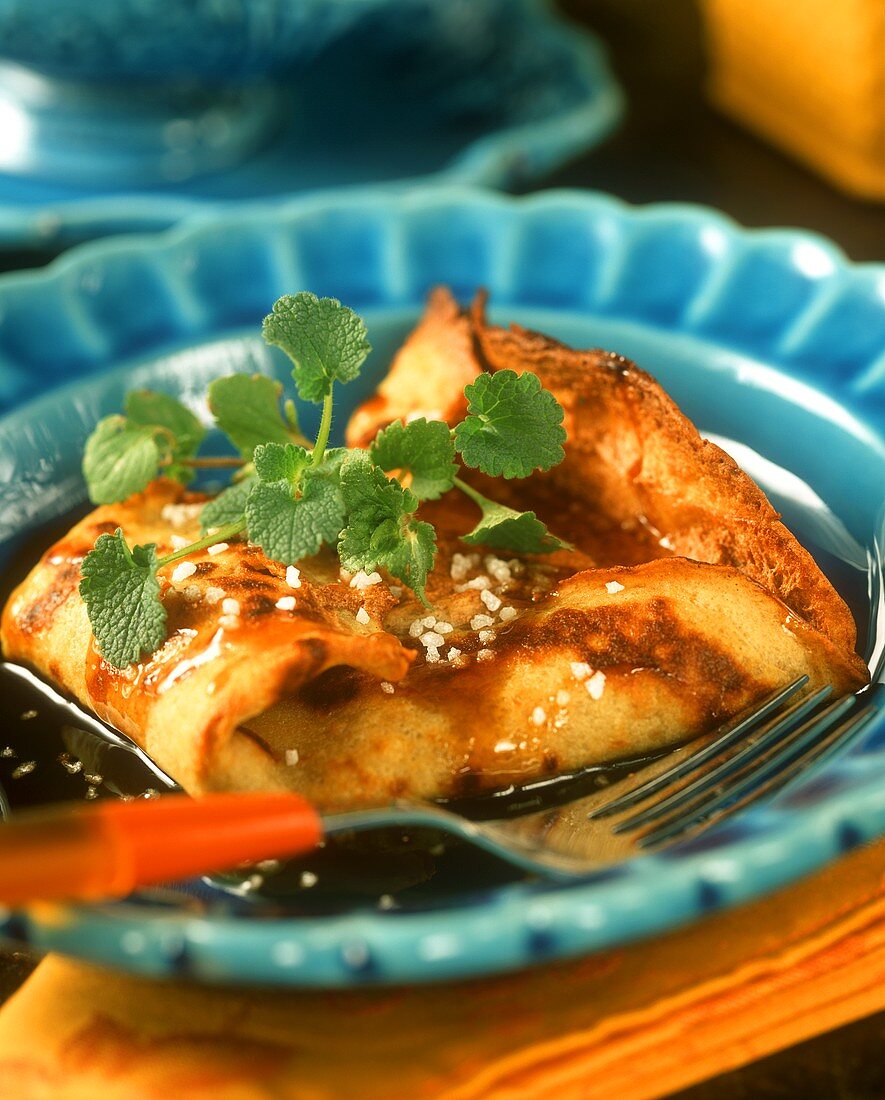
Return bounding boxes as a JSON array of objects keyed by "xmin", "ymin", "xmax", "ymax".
[
  {"xmin": 702, "ymin": 0, "xmax": 885, "ymax": 200},
  {"xmin": 0, "ymin": 839, "xmax": 883, "ymax": 1100}
]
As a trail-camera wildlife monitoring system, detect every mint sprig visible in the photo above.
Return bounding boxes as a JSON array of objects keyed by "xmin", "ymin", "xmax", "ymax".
[
  {"xmin": 456, "ymin": 478, "xmax": 567, "ymax": 554},
  {"xmin": 82, "ymin": 417, "xmax": 166, "ymax": 505},
  {"xmin": 208, "ymin": 374, "xmax": 300, "ymax": 457},
  {"xmin": 200, "ymin": 477, "xmax": 256, "ymax": 534},
  {"xmin": 454, "ymin": 369, "xmax": 566, "ymax": 479},
  {"xmin": 262, "ymin": 292, "xmax": 371, "ymax": 404},
  {"xmin": 78, "ymin": 292, "xmax": 571, "ymax": 665},
  {"xmin": 126, "ymin": 390, "xmax": 206, "ymax": 482},
  {"xmin": 370, "ymin": 418, "xmax": 457, "ymax": 501},
  {"xmin": 79, "ymin": 530, "xmax": 167, "ymax": 668},
  {"xmin": 82, "ymin": 391, "xmax": 211, "ymax": 503},
  {"xmin": 339, "ymin": 451, "xmax": 436, "ymax": 604},
  {"xmin": 245, "ymin": 443, "xmax": 345, "ymax": 564}
]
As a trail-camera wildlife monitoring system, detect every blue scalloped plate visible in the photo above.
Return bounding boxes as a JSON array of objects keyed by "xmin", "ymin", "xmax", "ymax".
[
  {"xmin": 1, "ymin": 188, "xmax": 884, "ymax": 986},
  {"xmin": 0, "ymin": 0, "xmax": 623, "ymax": 248}
]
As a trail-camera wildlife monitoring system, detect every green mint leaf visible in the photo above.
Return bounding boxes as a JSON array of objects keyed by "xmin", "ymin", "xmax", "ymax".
[
  {"xmin": 262, "ymin": 292, "xmax": 371, "ymax": 404},
  {"xmin": 125, "ymin": 390, "xmax": 205, "ymax": 483},
  {"xmin": 208, "ymin": 374, "xmax": 294, "ymax": 458},
  {"xmin": 246, "ymin": 465, "xmax": 346, "ymax": 565},
  {"xmin": 457, "ymin": 480, "xmax": 566, "ymax": 554},
  {"xmin": 338, "ymin": 451, "xmax": 436, "ymax": 602},
  {"xmin": 461, "ymin": 493, "xmax": 566, "ymax": 554},
  {"xmin": 79, "ymin": 529, "xmax": 166, "ymax": 668},
  {"xmin": 252, "ymin": 442, "xmax": 310, "ymax": 484},
  {"xmin": 200, "ymin": 477, "xmax": 255, "ymax": 534},
  {"xmin": 316, "ymin": 446, "xmax": 348, "ymax": 476},
  {"xmin": 370, "ymin": 418, "xmax": 457, "ymax": 501},
  {"xmin": 82, "ymin": 416, "xmax": 162, "ymax": 505},
  {"xmin": 454, "ymin": 370, "xmax": 566, "ymax": 479}
]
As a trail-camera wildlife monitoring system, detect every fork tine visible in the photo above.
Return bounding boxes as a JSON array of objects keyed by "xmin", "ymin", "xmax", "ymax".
[
  {"xmin": 637, "ymin": 693, "xmax": 859, "ymax": 848},
  {"xmin": 588, "ymin": 676, "xmax": 808, "ymax": 821},
  {"xmin": 788, "ymin": 685, "xmax": 883, "ymax": 782},
  {"xmin": 611, "ymin": 683, "xmax": 829, "ymax": 833}
]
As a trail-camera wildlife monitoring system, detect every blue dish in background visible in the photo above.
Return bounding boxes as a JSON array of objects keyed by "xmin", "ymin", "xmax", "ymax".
[
  {"xmin": 0, "ymin": 0, "xmax": 623, "ymax": 245},
  {"xmin": 0, "ymin": 187, "xmax": 883, "ymax": 986},
  {"xmin": 0, "ymin": 0, "xmax": 425, "ymax": 79}
]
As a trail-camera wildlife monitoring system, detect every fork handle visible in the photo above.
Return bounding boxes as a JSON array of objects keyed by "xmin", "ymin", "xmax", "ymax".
[{"xmin": 0, "ymin": 792, "xmax": 324, "ymax": 906}]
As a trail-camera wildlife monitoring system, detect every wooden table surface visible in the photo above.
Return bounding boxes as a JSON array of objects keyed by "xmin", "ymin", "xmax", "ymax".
[{"xmin": 0, "ymin": 0, "xmax": 883, "ymax": 1095}]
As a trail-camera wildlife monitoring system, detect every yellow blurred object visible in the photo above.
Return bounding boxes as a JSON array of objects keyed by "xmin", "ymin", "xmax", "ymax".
[
  {"xmin": 0, "ymin": 839, "xmax": 883, "ymax": 1099},
  {"xmin": 701, "ymin": 0, "xmax": 885, "ymax": 201}
]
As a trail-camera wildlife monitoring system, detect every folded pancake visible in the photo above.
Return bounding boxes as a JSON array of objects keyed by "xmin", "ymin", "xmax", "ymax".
[
  {"xmin": 347, "ymin": 286, "xmax": 479, "ymax": 448},
  {"xmin": 347, "ymin": 288, "xmax": 858, "ymax": 654},
  {"xmin": 1, "ymin": 483, "xmax": 867, "ymax": 810},
  {"xmin": 0, "ymin": 480, "xmax": 412, "ymax": 800},
  {"xmin": 1, "ymin": 290, "xmax": 869, "ymax": 810}
]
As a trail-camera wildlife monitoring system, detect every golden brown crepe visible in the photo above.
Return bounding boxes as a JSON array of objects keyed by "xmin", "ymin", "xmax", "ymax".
[
  {"xmin": 347, "ymin": 286, "xmax": 479, "ymax": 448},
  {"xmin": 349, "ymin": 288, "xmax": 857, "ymax": 654},
  {"xmin": 0, "ymin": 291, "xmax": 869, "ymax": 811}
]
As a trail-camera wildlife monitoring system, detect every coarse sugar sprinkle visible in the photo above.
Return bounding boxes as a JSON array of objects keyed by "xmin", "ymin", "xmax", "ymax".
[
  {"xmin": 450, "ymin": 552, "xmax": 480, "ymax": 582},
  {"xmin": 480, "ymin": 589, "xmax": 502, "ymax": 612},
  {"xmin": 350, "ymin": 570, "xmax": 382, "ymax": 590},
  {"xmin": 470, "ymin": 614, "xmax": 495, "ymax": 631},
  {"xmin": 171, "ymin": 561, "xmax": 197, "ymax": 584},
  {"xmin": 484, "ymin": 555, "xmax": 513, "ymax": 584}
]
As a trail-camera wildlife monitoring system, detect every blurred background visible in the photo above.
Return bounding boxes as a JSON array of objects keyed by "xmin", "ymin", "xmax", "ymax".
[
  {"xmin": 0, "ymin": 0, "xmax": 881, "ymax": 269},
  {"xmin": 558, "ymin": 0, "xmax": 883, "ymax": 256}
]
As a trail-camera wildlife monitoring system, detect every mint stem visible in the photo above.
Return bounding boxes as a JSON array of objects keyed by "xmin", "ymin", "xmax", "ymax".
[
  {"xmin": 311, "ymin": 392, "xmax": 334, "ymax": 467},
  {"xmin": 453, "ymin": 475, "xmax": 571, "ymax": 550},
  {"xmin": 452, "ymin": 475, "xmax": 486, "ymax": 508},
  {"xmin": 157, "ymin": 517, "xmax": 247, "ymax": 566}
]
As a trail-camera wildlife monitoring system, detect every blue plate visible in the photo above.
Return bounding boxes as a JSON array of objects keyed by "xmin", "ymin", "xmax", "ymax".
[
  {"xmin": 0, "ymin": 0, "xmax": 623, "ymax": 247},
  {"xmin": 0, "ymin": 187, "xmax": 883, "ymax": 986}
]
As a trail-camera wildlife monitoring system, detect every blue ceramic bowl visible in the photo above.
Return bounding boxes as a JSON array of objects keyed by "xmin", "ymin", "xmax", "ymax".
[
  {"xmin": 0, "ymin": 0, "xmax": 623, "ymax": 240},
  {"xmin": 0, "ymin": 188, "xmax": 883, "ymax": 986},
  {"xmin": 0, "ymin": 0, "xmax": 441, "ymax": 79}
]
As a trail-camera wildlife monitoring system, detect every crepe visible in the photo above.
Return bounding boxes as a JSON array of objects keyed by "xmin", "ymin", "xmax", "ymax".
[
  {"xmin": 347, "ymin": 286, "xmax": 479, "ymax": 448},
  {"xmin": 350, "ymin": 289, "xmax": 860, "ymax": 654},
  {"xmin": 0, "ymin": 292, "xmax": 869, "ymax": 810}
]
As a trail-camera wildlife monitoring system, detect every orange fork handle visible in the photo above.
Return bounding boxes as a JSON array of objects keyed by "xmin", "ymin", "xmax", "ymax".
[{"xmin": 0, "ymin": 792, "xmax": 324, "ymax": 907}]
